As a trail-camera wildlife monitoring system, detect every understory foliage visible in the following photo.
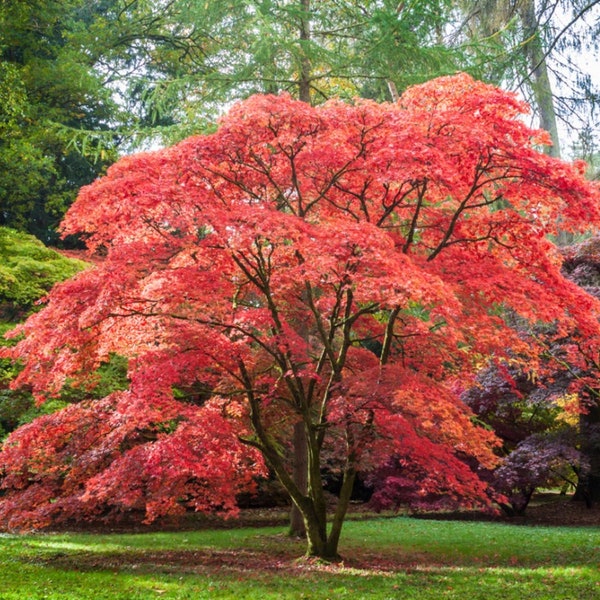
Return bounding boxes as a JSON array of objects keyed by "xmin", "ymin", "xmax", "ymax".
[
  {"xmin": 0, "ymin": 227, "xmax": 88, "ymax": 440},
  {"xmin": 2, "ymin": 74, "xmax": 600, "ymax": 558},
  {"xmin": 0, "ymin": 227, "xmax": 87, "ymax": 320},
  {"xmin": 461, "ymin": 354, "xmax": 583, "ymax": 512},
  {"xmin": 560, "ymin": 237, "xmax": 600, "ymax": 503},
  {"xmin": 465, "ymin": 236, "xmax": 600, "ymax": 515}
]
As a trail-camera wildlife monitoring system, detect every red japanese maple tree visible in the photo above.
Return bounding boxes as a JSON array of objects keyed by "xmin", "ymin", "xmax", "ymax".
[{"xmin": 3, "ymin": 74, "xmax": 600, "ymax": 559}]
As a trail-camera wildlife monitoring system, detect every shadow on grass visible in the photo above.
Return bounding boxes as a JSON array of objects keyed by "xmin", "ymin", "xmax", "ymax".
[
  {"xmin": 12, "ymin": 545, "xmax": 600, "ymax": 600},
  {"xmin": 3, "ymin": 516, "xmax": 599, "ymax": 599},
  {"xmin": 27, "ymin": 537, "xmax": 599, "ymax": 576}
]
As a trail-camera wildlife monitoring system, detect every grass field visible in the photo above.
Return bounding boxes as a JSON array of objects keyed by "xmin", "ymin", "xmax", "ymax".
[{"xmin": 0, "ymin": 517, "xmax": 598, "ymax": 599}]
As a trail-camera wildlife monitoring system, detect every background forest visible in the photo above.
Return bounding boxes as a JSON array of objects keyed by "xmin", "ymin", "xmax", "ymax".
[
  {"xmin": 2, "ymin": 0, "xmax": 599, "ymax": 244},
  {"xmin": 1, "ymin": 1, "xmax": 600, "ymax": 551}
]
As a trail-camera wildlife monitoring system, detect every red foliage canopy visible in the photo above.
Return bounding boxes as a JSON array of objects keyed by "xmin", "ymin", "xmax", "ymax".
[{"xmin": 3, "ymin": 74, "xmax": 600, "ymax": 536}]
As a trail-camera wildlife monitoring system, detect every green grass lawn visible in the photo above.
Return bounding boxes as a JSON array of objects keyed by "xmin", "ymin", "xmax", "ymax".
[{"xmin": 0, "ymin": 517, "xmax": 598, "ymax": 599}]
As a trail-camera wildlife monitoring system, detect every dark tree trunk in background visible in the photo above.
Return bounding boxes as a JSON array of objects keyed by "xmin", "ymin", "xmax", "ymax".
[{"xmin": 575, "ymin": 401, "xmax": 600, "ymax": 506}]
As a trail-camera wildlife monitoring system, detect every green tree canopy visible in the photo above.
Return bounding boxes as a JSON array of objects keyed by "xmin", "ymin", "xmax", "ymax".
[
  {"xmin": 1, "ymin": 0, "xmax": 472, "ymax": 241},
  {"xmin": 0, "ymin": 0, "xmax": 126, "ymax": 242},
  {"xmin": 4, "ymin": 0, "xmax": 598, "ymax": 243}
]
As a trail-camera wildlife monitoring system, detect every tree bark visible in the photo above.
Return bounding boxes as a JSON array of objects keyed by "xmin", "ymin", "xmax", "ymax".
[
  {"xmin": 298, "ymin": 0, "xmax": 312, "ymax": 104},
  {"xmin": 516, "ymin": 0, "xmax": 574, "ymax": 244},
  {"xmin": 518, "ymin": 0, "xmax": 561, "ymax": 158},
  {"xmin": 289, "ymin": 422, "xmax": 308, "ymax": 537}
]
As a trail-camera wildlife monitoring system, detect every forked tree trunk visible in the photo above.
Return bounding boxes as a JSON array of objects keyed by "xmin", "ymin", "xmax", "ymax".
[
  {"xmin": 281, "ymin": 416, "xmax": 357, "ymax": 558},
  {"xmin": 297, "ymin": 466, "xmax": 357, "ymax": 560},
  {"xmin": 247, "ymin": 405, "xmax": 356, "ymax": 559}
]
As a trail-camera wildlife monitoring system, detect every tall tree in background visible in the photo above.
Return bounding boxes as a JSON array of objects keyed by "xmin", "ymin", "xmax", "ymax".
[
  {"xmin": 0, "ymin": 0, "xmax": 125, "ymax": 242},
  {"xmin": 0, "ymin": 0, "xmax": 220, "ymax": 241},
  {"xmin": 3, "ymin": 0, "xmax": 599, "ymax": 244},
  {"xmin": 0, "ymin": 0, "xmax": 472, "ymax": 242},
  {"xmin": 455, "ymin": 0, "xmax": 600, "ymax": 159},
  {"xmin": 516, "ymin": 0, "xmax": 561, "ymax": 157},
  {"xmin": 123, "ymin": 0, "xmax": 465, "ymax": 131}
]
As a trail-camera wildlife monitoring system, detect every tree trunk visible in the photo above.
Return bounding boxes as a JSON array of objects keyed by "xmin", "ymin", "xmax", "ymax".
[
  {"xmin": 325, "ymin": 467, "xmax": 356, "ymax": 556},
  {"xmin": 298, "ymin": 0, "xmax": 312, "ymax": 104},
  {"xmin": 517, "ymin": 0, "xmax": 573, "ymax": 244},
  {"xmin": 283, "ymin": 420, "xmax": 355, "ymax": 558},
  {"xmin": 289, "ymin": 422, "xmax": 308, "ymax": 537},
  {"xmin": 575, "ymin": 400, "xmax": 600, "ymax": 506},
  {"xmin": 298, "ymin": 468, "xmax": 356, "ymax": 560},
  {"xmin": 518, "ymin": 0, "xmax": 561, "ymax": 159}
]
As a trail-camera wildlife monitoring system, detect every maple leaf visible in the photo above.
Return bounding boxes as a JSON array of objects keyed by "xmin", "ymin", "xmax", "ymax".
[{"xmin": 3, "ymin": 74, "xmax": 600, "ymax": 559}]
